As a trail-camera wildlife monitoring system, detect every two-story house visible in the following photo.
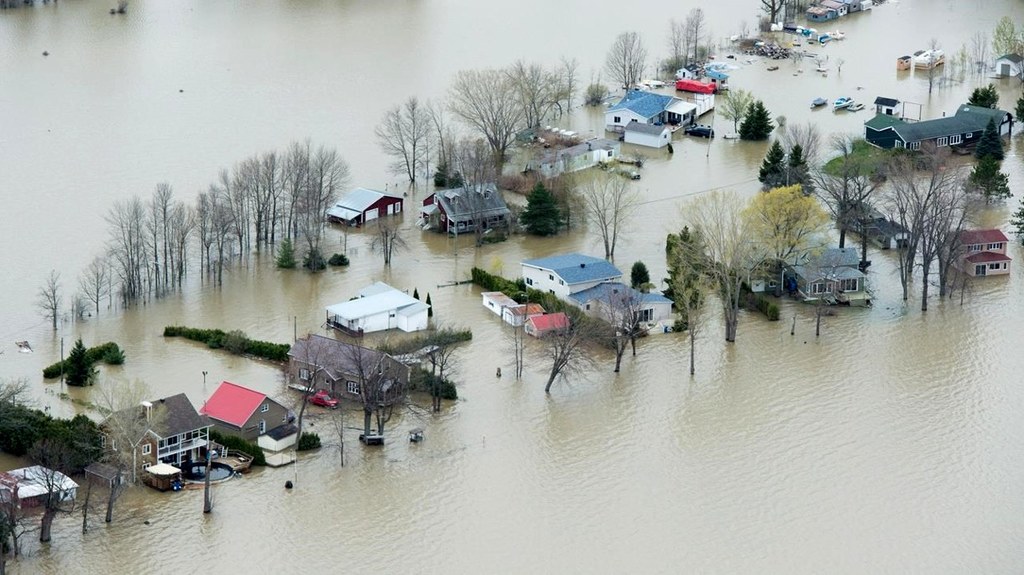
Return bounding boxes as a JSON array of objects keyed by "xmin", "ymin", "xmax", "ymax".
[
  {"xmin": 104, "ymin": 393, "xmax": 211, "ymax": 470},
  {"xmin": 200, "ymin": 381, "xmax": 295, "ymax": 448},
  {"xmin": 959, "ymin": 229, "xmax": 1012, "ymax": 277},
  {"xmin": 287, "ymin": 334, "xmax": 411, "ymax": 402},
  {"xmin": 420, "ymin": 185, "xmax": 511, "ymax": 235}
]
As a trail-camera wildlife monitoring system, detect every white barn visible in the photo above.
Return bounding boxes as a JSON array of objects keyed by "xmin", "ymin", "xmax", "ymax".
[
  {"xmin": 624, "ymin": 122, "xmax": 672, "ymax": 148},
  {"xmin": 326, "ymin": 282, "xmax": 429, "ymax": 335}
]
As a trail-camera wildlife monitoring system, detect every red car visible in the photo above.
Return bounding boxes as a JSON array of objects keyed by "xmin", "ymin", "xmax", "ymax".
[{"xmin": 308, "ymin": 390, "xmax": 339, "ymax": 409}]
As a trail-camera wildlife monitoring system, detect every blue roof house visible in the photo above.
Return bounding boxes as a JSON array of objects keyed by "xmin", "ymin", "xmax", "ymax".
[
  {"xmin": 569, "ymin": 282, "xmax": 674, "ymax": 325},
  {"xmin": 521, "ymin": 253, "xmax": 623, "ymax": 301},
  {"xmin": 604, "ymin": 89, "xmax": 697, "ymax": 133}
]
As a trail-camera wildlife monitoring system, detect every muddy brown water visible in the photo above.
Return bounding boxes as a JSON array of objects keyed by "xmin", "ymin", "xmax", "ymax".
[{"xmin": 2, "ymin": 0, "xmax": 1024, "ymax": 572}]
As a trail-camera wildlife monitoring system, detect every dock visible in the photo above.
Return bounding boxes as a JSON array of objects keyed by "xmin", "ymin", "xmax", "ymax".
[{"xmin": 266, "ymin": 452, "xmax": 296, "ymax": 467}]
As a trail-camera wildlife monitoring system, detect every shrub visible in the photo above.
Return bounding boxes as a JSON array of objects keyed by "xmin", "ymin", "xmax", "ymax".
[
  {"xmin": 209, "ymin": 430, "xmax": 266, "ymax": 466},
  {"xmin": 328, "ymin": 253, "xmax": 350, "ymax": 266},
  {"xmin": 303, "ymin": 247, "xmax": 326, "ymax": 271},
  {"xmin": 102, "ymin": 345, "xmax": 126, "ymax": 365},
  {"xmin": 276, "ymin": 238, "xmax": 297, "ymax": 269},
  {"xmin": 164, "ymin": 326, "xmax": 290, "ymax": 363},
  {"xmin": 222, "ymin": 330, "xmax": 250, "ymax": 355},
  {"xmin": 43, "ymin": 341, "xmax": 124, "ymax": 379},
  {"xmin": 409, "ymin": 367, "xmax": 458, "ymax": 400},
  {"xmin": 584, "ymin": 83, "xmax": 609, "ymax": 106},
  {"xmin": 297, "ymin": 432, "xmax": 321, "ymax": 451},
  {"xmin": 745, "ymin": 292, "xmax": 780, "ymax": 321}
]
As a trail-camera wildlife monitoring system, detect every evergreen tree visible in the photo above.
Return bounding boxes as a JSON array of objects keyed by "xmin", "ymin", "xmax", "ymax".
[
  {"xmin": 520, "ymin": 182, "xmax": 562, "ymax": 236},
  {"xmin": 65, "ymin": 338, "xmax": 96, "ymax": 387},
  {"xmin": 425, "ymin": 293, "xmax": 433, "ymax": 318},
  {"xmin": 967, "ymin": 84, "xmax": 999, "ymax": 109},
  {"xmin": 1010, "ymin": 198, "xmax": 1024, "ymax": 243},
  {"xmin": 413, "ymin": 288, "xmax": 420, "ymax": 300},
  {"xmin": 1016, "ymin": 93, "xmax": 1024, "ymax": 128},
  {"xmin": 739, "ymin": 100, "xmax": 773, "ymax": 141},
  {"xmin": 630, "ymin": 261, "xmax": 651, "ymax": 291},
  {"xmin": 975, "ymin": 118, "xmax": 1005, "ymax": 161},
  {"xmin": 968, "ymin": 155, "xmax": 1012, "ymax": 203},
  {"xmin": 787, "ymin": 143, "xmax": 810, "ymax": 192},
  {"xmin": 276, "ymin": 238, "xmax": 297, "ymax": 269},
  {"xmin": 758, "ymin": 141, "xmax": 786, "ymax": 189}
]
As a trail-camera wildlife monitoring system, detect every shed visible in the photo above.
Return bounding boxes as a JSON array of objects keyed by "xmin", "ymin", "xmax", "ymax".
[
  {"xmin": 624, "ymin": 122, "xmax": 672, "ymax": 148},
  {"xmin": 873, "ymin": 96, "xmax": 900, "ymax": 117},
  {"xmin": 326, "ymin": 282, "xmax": 429, "ymax": 334},
  {"xmin": 995, "ymin": 54, "xmax": 1023, "ymax": 80},
  {"xmin": 524, "ymin": 312, "xmax": 571, "ymax": 338},
  {"xmin": 327, "ymin": 187, "xmax": 404, "ymax": 226},
  {"xmin": 258, "ymin": 423, "xmax": 299, "ymax": 452}
]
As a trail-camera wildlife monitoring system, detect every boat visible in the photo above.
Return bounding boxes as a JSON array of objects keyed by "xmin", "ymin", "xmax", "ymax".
[
  {"xmin": 767, "ymin": 65, "xmax": 779, "ymax": 72},
  {"xmin": 848, "ymin": 103, "xmax": 865, "ymax": 112},
  {"xmin": 830, "ymin": 30, "xmax": 846, "ymax": 40},
  {"xmin": 811, "ymin": 97, "xmax": 828, "ymax": 108},
  {"xmin": 817, "ymin": 34, "xmax": 832, "ymax": 44},
  {"xmin": 644, "ymin": 79, "xmax": 666, "ymax": 88},
  {"xmin": 833, "ymin": 97, "xmax": 854, "ymax": 111},
  {"xmin": 914, "ymin": 49, "xmax": 945, "ymax": 70}
]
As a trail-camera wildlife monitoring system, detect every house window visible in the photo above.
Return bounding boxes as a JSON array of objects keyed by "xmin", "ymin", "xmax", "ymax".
[
  {"xmin": 975, "ymin": 264, "xmax": 986, "ymax": 275},
  {"xmin": 909, "ymin": 141, "xmax": 920, "ymax": 150},
  {"xmin": 260, "ymin": 403, "xmax": 269, "ymax": 413},
  {"xmin": 1003, "ymin": 263, "xmax": 1008, "ymax": 269},
  {"xmin": 548, "ymin": 274, "xmax": 554, "ymax": 280},
  {"xmin": 950, "ymin": 134, "xmax": 962, "ymax": 145},
  {"xmin": 526, "ymin": 278, "xmax": 533, "ymax": 286},
  {"xmin": 167, "ymin": 435, "xmax": 179, "ymax": 446},
  {"xmin": 142, "ymin": 443, "xmax": 151, "ymax": 455},
  {"xmin": 640, "ymin": 309, "xmax": 653, "ymax": 322},
  {"xmin": 810, "ymin": 281, "xmax": 831, "ymax": 295},
  {"xmin": 839, "ymin": 278, "xmax": 858, "ymax": 291},
  {"xmin": 347, "ymin": 380, "xmax": 360, "ymax": 395},
  {"xmin": 936, "ymin": 136, "xmax": 948, "ymax": 147},
  {"xmin": 259, "ymin": 420, "xmax": 266, "ymax": 434},
  {"xmin": 894, "ymin": 141, "xmax": 905, "ymax": 149},
  {"xmin": 989, "ymin": 263, "xmax": 1001, "ymax": 270},
  {"xmin": 613, "ymin": 116, "xmax": 621, "ymax": 123},
  {"xmin": 558, "ymin": 280, "xmax": 564, "ymax": 286},
  {"xmin": 969, "ymin": 243, "xmax": 982, "ymax": 252},
  {"xmin": 987, "ymin": 242, "xmax": 1002, "ymax": 250},
  {"xmin": 548, "ymin": 289, "xmax": 554, "ymax": 295},
  {"xmin": 966, "ymin": 132, "xmax": 973, "ymax": 139},
  {"xmin": 585, "ymin": 304, "xmax": 591, "ymax": 310},
  {"xmin": 299, "ymin": 368, "xmax": 311, "ymax": 381}
]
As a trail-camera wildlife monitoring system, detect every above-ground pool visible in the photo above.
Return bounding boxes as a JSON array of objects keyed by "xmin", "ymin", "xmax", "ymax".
[{"xmin": 181, "ymin": 462, "xmax": 234, "ymax": 483}]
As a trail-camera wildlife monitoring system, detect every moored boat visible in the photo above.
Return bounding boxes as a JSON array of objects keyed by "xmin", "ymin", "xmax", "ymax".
[
  {"xmin": 833, "ymin": 97, "xmax": 854, "ymax": 111},
  {"xmin": 811, "ymin": 97, "xmax": 828, "ymax": 108}
]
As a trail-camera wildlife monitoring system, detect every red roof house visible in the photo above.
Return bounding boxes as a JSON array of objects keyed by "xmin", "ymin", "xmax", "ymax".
[
  {"xmin": 524, "ymin": 312, "xmax": 571, "ymax": 338},
  {"xmin": 958, "ymin": 229, "xmax": 1011, "ymax": 277},
  {"xmin": 201, "ymin": 382, "xmax": 292, "ymax": 442}
]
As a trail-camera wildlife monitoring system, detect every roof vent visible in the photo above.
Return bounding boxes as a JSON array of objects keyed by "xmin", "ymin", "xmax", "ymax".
[{"xmin": 579, "ymin": 263, "xmax": 586, "ymax": 268}]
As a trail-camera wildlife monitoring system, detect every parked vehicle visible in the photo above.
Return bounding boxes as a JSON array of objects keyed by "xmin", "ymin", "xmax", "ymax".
[
  {"xmin": 684, "ymin": 124, "xmax": 715, "ymax": 138},
  {"xmin": 308, "ymin": 390, "xmax": 339, "ymax": 409}
]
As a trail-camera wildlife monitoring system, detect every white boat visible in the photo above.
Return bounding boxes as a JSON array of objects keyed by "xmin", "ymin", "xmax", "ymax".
[
  {"xmin": 914, "ymin": 49, "xmax": 945, "ymax": 70},
  {"xmin": 830, "ymin": 30, "xmax": 846, "ymax": 40},
  {"xmin": 644, "ymin": 79, "xmax": 666, "ymax": 88},
  {"xmin": 833, "ymin": 97, "xmax": 854, "ymax": 111},
  {"xmin": 848, "ymin": 103, "xmax": 865, "ymax": 112}
]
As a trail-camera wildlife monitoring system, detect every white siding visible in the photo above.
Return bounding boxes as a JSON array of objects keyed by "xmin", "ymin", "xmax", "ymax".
[
  {"xmin": 395, "ymin": 309, "xmax": 429, "ymax": 332},
  {"xmin": 522, "ymin": 265, "xmax": 572, "ymax": 299},
  {"xmin": 624, "ymin": 129, "xmax": 670, "ymax": 148},
  {"xmin": 605, "ymin": 109, "xmax": 649, "ymax": 131}
]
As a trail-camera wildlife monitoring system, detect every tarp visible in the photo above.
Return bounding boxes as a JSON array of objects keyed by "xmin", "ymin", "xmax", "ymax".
[{"xmin": 147, "ymin": 463, "xmax": 182, "ymax": 476}]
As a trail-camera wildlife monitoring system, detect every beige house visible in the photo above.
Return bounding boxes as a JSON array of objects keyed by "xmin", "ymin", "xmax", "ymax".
[{"xmin": 959, "ymin": 229, "xmax": 1012, "ymax": 277}]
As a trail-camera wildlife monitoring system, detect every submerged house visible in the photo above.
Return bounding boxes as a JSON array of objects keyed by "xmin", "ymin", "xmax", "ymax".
[
  {"xmin": 326, "ymin": 187, "xmax": 404, "ymax": 227},
  {"xmin": 200, "ymin": 381, "xmax": 295, "ymax": 449},
  {"xmin": 623, "ymin": 122, "xmax": 672, "ymax": 148},
  {"xmin": 864, "ymin": 104, "xmax": 1013, "ymax": 150},
  {"xmin": 521, "ymin": 253, "xmax": 623, "ymax": 301},
  {"xmin": 103, "ymin": 393, "xmax": 212, "ymax": 469},
  {"xmin": 806, "ymin": 5, "xmax": 839, "ymax": 21},
  {"xmin": 958, "ymin": 229, "xmax": 1012, "ymax": 277},
  {"xmin": 854, "ymin": 204, "xmax": 910, "ymax": 249},
  {"xmin": 325, "ymin": 281, "xmax": 429, "ymax": 335},
  {"xmin": 604, "ymin": 89, "xmax": 697, "ymax": 132},
  {"xmin": 524, "ymin": 312, "xmax": 571, "ymax": 338},
  {"xmin": 480, "ymin": 292, "xmax": 545, "ymax": 326},
  {"xmin": 0, "ymin": 466, "xmax": 78, "ymax": 509},
  {"xmin": 568, "ymin": 282, "xmax": 674, "ymax": 325},
  {"xmin": 287, "ymin": 334, "xmax": 410, "ymax": 401},
  {"xmin": 420, "ymin": 185, "xmax": 511, "ymax": 235},
  {"xmin": 528, "ymin": 138, "xmax": 620, "ymax": 178},
  {"xmin": 784, "ymin": 248, "xmax": 870, "ymax": 306}
]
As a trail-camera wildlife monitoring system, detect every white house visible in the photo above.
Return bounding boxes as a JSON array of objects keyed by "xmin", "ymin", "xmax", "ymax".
[
  {"xmin": 326, "ymin": 282, "xmax": 429, "ymax": 335},
  {"xmin": 624, "ymin": 122, "xmax": 672, "ymax": 148},
  {"xmin": 529, "ymin": 138, "xmax": 620, "ymax": 178},
  {"xmin": 605, "ymin": 90, "xmax": 696, "ymax": 132},
  {"xmin": 995, "ymin": 54, "xmax": 1023, "ymax": 80},
  {"xmin": 567, "ymin": 282, "xmax": 674, "ymax": 325},
  {"xmin": 521, "ymin": 253, "xmax": 622, "ymax": 301},
  {"xmin": 326, "ymin": 187, "xmax": 404, "ymax": 226}
]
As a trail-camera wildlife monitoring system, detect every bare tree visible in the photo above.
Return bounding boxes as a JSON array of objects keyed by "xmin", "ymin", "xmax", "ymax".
[
  {"xmin": 577, "ymin": 172, "xmax": 639, "ymax": 260},
  {"xmin": 451, "ymin": 138, "xmax": 506, "ymax": 247},
  {"xmin": 370, "ymin": 218, "xmax": 407, "ymax": 266},
  {"xmin": 926, "ymin": 37, "xmax": 943, "ymax": 95},
  {"xmin": 778, "ymin": 121, "xmax": 823, "ymax": 165},
  {"xmin": 341, "ymin": 344, "xmax": 406, "ymax": 440},
  {"xmin": 96, "ymin": 379, "xmax": 160, "ymax": 523},
  {"xmin": 448, "ymin": 69, "xmax": 525, "ymax": 169},
  {"xmin": 420, "ymin": 328, "xmax": 464, "ymax": 412},
  {"xmin": 506, "ymin": 61, "xmax": 560, "ymax": 130},
  {"xmin": 79, "ymin": 258, "xmax": 110, "ymax": 318},
  {"xmin": 684, "ymin": 8, "xmax": 707, "ymax": 64},
  {"xmin": 27, "ymin": 439, "xmax": 79, "ymax": 543},
  {"xmin": 667, "ymin": 19, "xmax": 686, "ymax": 72},
  {"xmin": 36, "ymin": 270, "xmax": 62, "ymax": 330},
  {"xmin": 543, "ymin": 311, "xmax": 596, "ymax": 393},
  {"xmin": 106, "ymin": 196, "xmax": 148, "ymax": 304},
  {"xmin": 605, "ymin": 31, "xmax": 647, "ymax": 90},
  {"xmin": 761, "ymin": 0, "xmax": 784, "ymax": 23},
  {"xmin": 970, "ymin": 31, "xmax": 990, "ymax": 75},
  {"xmin": 811, "ymin": 134, "xmax": 881, "ymax": 261},
  {"xmin": 605, "ymin": 288, "xmax": 646, "ymax": 372},
  {"xmin": 427, "ymin": 100, "xmax": 457, "ymax": 184},
  {"xmin": 507, "ymin": 312, "xmax": 526, "ymax": 379},
  {"xmin": 558, "ymin": 57, "xmax": 579, "ymax": 115},
  {"xmin": 375, "ymin": 97, "xmax": 432, "ymax": 184},
  {"xmin": 681, "ymin": 190, "xmax": 767, "ymax": 342}
]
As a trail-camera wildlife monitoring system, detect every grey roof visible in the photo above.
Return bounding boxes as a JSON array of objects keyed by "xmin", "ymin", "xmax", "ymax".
[
  {"xmin": 288, "ymin": 334, "xmax": 390, "ymax": 382},
  {"xmin": 266, "ymin": 423, "xmax": 298, "ymax": 441},
  {"xmin": 521, "ymin": 253, "xmax": 622, "ymax": 285},
  {"xmin": 537, "ymin": 138, "xmax": 619, "ymax": 166},
  {"xmin": 874, "ymin": 97, "xmax": 899, "ymax": 107},
  {"xmin": 327, "ymin": 187, "xmax": 402, "ymax": 220},
  {"xmin": 568, "ymin": 282, "xmax": 672, "ymax": 306},
  {"xmin": 431, "ymin": 185, "xmax": 510, "ymax": 220},
  {"xmin": 997, "ymin": 53, "xmax": 1023, "ymax": 63},
  {"xmin": 790, "ymin": 248, "xmax": 862, "ymax": 280},
  {"xmin": 624, "ymin": 122, "xmax": 670, "ymax": 136},
  {"xmin": 107, "ymin": 393, "xmax": 210, "ymax": 440}
]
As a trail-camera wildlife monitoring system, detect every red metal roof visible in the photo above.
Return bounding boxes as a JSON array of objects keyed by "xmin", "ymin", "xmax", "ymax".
[
  {"xmin": 965, "ymin": 251, "xmax": 1012, "ymax": 263},
  {"xmin": 528, "ymin": 312, "xmax": 570, "ymax": 332},
  {"xmin": 959, "ymin": 229, "xmax": 1009, "ymax": 245},
  {"xmin": 200, "ymin": 381, "xmax": 266, "ymax": 428}
]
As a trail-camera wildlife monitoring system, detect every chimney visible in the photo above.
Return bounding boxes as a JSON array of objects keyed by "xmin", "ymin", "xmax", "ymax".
[
  {"xmin": 580, "ymin": 263, "xmax": 586, "ymax": 268},
  {"xmin": 141, "ymin": 401, "xmax": 153, "ymax": 421}
]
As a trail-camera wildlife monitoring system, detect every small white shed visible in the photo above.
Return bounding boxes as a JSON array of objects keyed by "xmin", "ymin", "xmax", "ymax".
[
  {"xmin": 995, "ymin": 54, "xmax": 1023, "ymax": 79},
  {"xmin": 624, "ymin": 122, "xmax": 672, "ymax": 148}
]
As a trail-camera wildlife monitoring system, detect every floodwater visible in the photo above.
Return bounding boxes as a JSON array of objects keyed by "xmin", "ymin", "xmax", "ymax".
[{"xmin": 3, "ymin": 0, "xmax": 1024, "ymax": 572}]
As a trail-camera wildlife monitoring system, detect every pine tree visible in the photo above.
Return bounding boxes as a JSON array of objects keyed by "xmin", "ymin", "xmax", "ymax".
[
  {"xmin": 739, "ymin": 100, "xmax": 773, "ymax": 141},
  {"xmin": 974, "ymin": 118, "xmax": 1004, "ymax": 161},
  {"xmin": 413, "ymin": 288, "xmax": 420, "ymax": 300},
  {"xmin": 425, "ymin": 293, "xmax": 433, "ymax": 318},
  {"xmin": 967, "ymin": 84, "xmax": 999, "ymax": 109},
  {"xmin": 1010, "ymin": 198, "xmax": 1024, "ymax": 242},
  {"xmin": 65, "ymin": 338, "xmax": 95, "ymax": 387},
  {"xmin": 520, "ymin": 182, "xmax": 562, "ymax": 236},
  {"xmin": 1016, "ymin": 94, "xmax": 1024, "ymax": 128},
  {"xmin": 787, "ymin": 143, "xmax": 810, "ymax": 192},
  {"xmin": 630, "ymin": 261, "xmax": 650, "ymax": 291},
  {"xmin": 276, "ymin": 238, "xmax": 297, "ymax": 269},
  {"xmin": 968, "ymin": 155, "xmax": 1012, "ymax": 203},
  {"xmin": 758, "ymin": 141, "xmax": 786, "ymax": 189}
]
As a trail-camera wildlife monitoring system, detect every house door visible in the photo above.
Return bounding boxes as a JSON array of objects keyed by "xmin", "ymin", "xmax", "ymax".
[
  {"xmin": 975, "ymin": 264, "xmax": 986, "ymax": 276},
  {"xmin": 1001, "ymin": 63, "xmax": 1011, "ymax": 77}
]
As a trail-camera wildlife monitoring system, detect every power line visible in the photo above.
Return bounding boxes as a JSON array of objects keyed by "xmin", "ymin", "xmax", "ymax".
[{"xmin": 636, "ymin": 177, "xmax": 760, "ymax": 207}]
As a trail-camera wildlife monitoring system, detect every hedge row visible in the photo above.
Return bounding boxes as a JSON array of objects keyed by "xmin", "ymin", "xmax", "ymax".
[
  {"xmin": 747, "ymin": 293, "xmax": 781, "ymax": 321},
  {"xmin": 209, "ymin": 430, "xmax": 266, "ymax": 466},
  {"xmin": 163, "ymin": 326, "xmax": 291, "ymax": 362},
  {"xmin": 42, "ymin": 342, "xmax": 125, "ymax": 379},
  {"xmin": 471, "ymin": 267, "xmax": 526, "ymax": 300}
]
